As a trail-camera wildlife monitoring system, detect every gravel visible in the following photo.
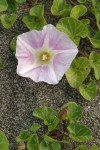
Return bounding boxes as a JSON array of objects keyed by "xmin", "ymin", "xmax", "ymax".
[{"xmin": 0, "ymin": 0, "xmax": 100, "ymax": 149}]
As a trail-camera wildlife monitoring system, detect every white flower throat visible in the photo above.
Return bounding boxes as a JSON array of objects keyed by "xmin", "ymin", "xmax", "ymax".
[{"xmin": 35, "ymin": 48, "xmax": 56, "ymax": 65}]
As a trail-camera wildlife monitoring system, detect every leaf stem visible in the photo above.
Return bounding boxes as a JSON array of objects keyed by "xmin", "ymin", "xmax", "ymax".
[
  {"xmin": 70, "ymin": 0, "xmax": 76, "ymax": 5},
  {"xmin": 44, "ymin": 12, "xmax": 53, "ymax": 16},
  {"xmin": 34, "ymin": 0, "xmax": 38, "ymax": 5}
]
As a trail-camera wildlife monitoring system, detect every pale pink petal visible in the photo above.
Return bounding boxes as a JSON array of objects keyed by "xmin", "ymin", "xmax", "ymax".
[
  {"xmin": 18, "ymin": 64, "xmax": 58, "ymax": 84},
  {"xmin": 43, "ymin": 24, "xmax": 77, "ymax": 50},
  {"xmin": 53, "ymin": 50, "xmax": 78, "ymax": 80},
  {"xmin": 38, "ymin": 65, "xmax": 57, "ymax": 84},
  {"xmin": 18, "ymin": 29, "xmax": 45, "ymax": 50},
  {"xmin": 16, "ymin": 38, "xmax": 35, "ymax": 75},
  {"xmin": 18, "ymin": 66, "xmax": 41, "ymax": 82}
]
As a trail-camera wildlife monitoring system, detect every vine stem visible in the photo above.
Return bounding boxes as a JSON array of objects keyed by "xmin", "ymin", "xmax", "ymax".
[
  {"xmin": 44, "ymin": 12, "xmax": 53, "ymax": 16},
  {"xmin": 70, "ymin": 0, "xmax": 76, "ymax": 5},
  {"xmin": 28, "ymin": 0, "xmax": 38, "ymax": 6},
  {"xmin": 34, "ymin": 0, "xmax": 38, "ymax": 5}
]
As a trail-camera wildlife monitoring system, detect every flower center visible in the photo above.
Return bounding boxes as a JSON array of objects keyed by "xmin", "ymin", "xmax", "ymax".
[{"xmin": 40, "ymin": 52, "xmax": 50, "ymax": 62}]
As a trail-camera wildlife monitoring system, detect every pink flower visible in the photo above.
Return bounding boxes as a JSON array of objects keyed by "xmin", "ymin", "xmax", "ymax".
[{"xmin": 16, "ymin": 24, "xmax": 78, "ymax": 84}]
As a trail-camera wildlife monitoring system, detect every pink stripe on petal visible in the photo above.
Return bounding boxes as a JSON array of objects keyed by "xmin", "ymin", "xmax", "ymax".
[
  {"xmin": 43, "ymin": 24, "xmax": 77, "ymax": 50},
  {"xmin": 38, "ymin": 65, "xmax": 58, "ymax": 84},
  {"xmin": 18, "ymin": 30, "xmax": 46, "ymax": 49},
  {"xmin": 53, "ymin": 51, "xmax": 78, "ymax": 80},
  {"xmin": 18, "ymin": 66, "xmax": 41, "ymax": 82}
]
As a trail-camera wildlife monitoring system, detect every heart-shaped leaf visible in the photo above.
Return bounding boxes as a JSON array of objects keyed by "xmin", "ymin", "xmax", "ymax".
[
  {"xmin": 43, "ymin": 136, "xmax": 61, "ymax": 150},
  {"xmin": 89, "ymin": 31, "xmax": 100, "ymax": 48},
  {"xmin": 91, "ymin": 1, "xmax": 100, "ymax": 29},
  {"xmin": 40, "ymin": 141, "xmax": 49, "ymax": 150},
  {"xmin": 62, "ymin": 102, "xmax": 83, "ymax": 123},
  {"xmin": 30, "ymin": 5, "xmax": 44, "ymax": 17},
  {"xmin": 7, "ymin": 0, "xmax": 17, "ymax": 12},
  {"xmin": 29, "ymin": 123, "xmax": 41, "ymax": 132},
  {"xmin": 81, "ymin": 19, "xmax": 90, "ymax": 25},
  {"xmin": 23, "ymin": 5, "xmax": 47, "ymax": 30},
  {"xmin": 1, "ymin": 14, "xmax": 17, "ymax": 28},
  {"xmin": 0, "ymin": 0, "xmax": 8, "ymax": 12},
  {"xmin": 0, "ymin": 130, "xmax": 9, "ymax": 150},
  {"xmin": 51, "ymin": 0, "xmax": 72, "ymax": 16},
  {"xmin": 10, "ymin": 36, "xmax": 17, "ymax": 54},
  {"xmin": 79, "ymin": 80, "xmax": 97, "ymax": 100},
  {"xmin": 33, "ymin": 107, "xmax": 59, "ymax": 132},
  {"xmin": 75, "ymin": 145, "xmax": 88, "ymax": 150},
  {"xmin": 65, "ymin": 57, "xmax": 91, "ymax": 88},
  {"xmin": 15, "ymin": 0, "xmax": 26, "ymax": 4},
  {"xmin": 67, "ymin": 123, "xmax": 92, "ymax": 142},
  {"xmin": 22, "ymin": 14, "xmax": 46, "ymax": 30},
  {"xmin": 27, "ymin": 134, "xmax": 39, "ymax": 150},
  {"xmin": 56, "ymin": 17, "xmax": 88, "ymax": 45},
  {"xmin": 16, "ymin": 130, "xmax": 31, "ymax": 143},
  {"xmin": 90, "ymin": 145, "xmax": 99, "ymax": 150},
  {"xmin": 89, "ymin": 52, "xmax": 100, "ymax": 80},
  {"xmin": 70, "ymin": 5, "xmax": 87, "ymax": 19}
]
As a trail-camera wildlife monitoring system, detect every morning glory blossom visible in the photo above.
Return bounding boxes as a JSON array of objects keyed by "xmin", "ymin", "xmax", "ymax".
[{"xmin": 16, "ymin": 24, "xmax": 78, "ymax": 84}]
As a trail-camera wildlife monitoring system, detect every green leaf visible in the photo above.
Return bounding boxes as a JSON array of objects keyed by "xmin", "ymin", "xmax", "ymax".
[
  {"xmin": 44, "ymin": 135, "xmax": 58, "ymax": 143},
  {"xmin": 50, "ymin": 143, "xmax": 61, "ymax": 150},
  {"xmin": 91, "ymin": 1, "xmax": 100, "ymax": 29},
  {"xmin": 56, "ymin": 17, "xmax": 88, "ymax": 45},
  {"xmin": 51, "ymin": 0, "xmax": 72, "ymax": 16},
  {"xmin": 40, "ymin": 140, "xmax": 61, "ymax": 150},
  {"xmin": 67, "ymin": 123, "xmax": 92, "ymax": 142},
  {"xmin": 81, "ymin": 19, "xmax": 90, "ymax": 25},
  {"xmin": 27, "ymin": 134, "xmax": 39, "ymax": 150},
  {"xmin": 89, "ymin": 31, "xmax": 100, "ymax": 48},
  {"xmin": 0, "ymin": 130, "xmax": 9, "ymax": 150},
  {"xmin": 79, "ymin": 80, "xmax": 97, "ymax": 100},
  {"xmin": 40, "ymin": 141, "xmax": 49, "ymax": 150},
  {"xmin": 1, "ymin": 14, "xmax": 17, "ymax": 29},
  {"xmin": 65, "ymin": 57, "xmax": 91, "ymax": 88},
  {"xmin": 7, "ymin": 0, "xmax": 17, "ymax": 12},
  {"xmin": 90, "ymin": 145, "xmax": 99, "ymax": 150},
  {"xmin": 77, "ymin": 0, "xmax": 87, "ymax": 3},
  {"xmin": 89, "ymin": 52, "xmax": 100, "ymax": 80},
  {"xmin": 30, "ymin": 5, "xmax": 44, "ymax": 17},
  {"xmin": 63, "ymin": 102, "xmax": 83, "ymax": 123},
  {"xmin": 10, "ymin": 36, "xmax": 17, "ymax": 54},
  {"xmin": 30, "ymin": 123, "xmax": 41, "ymax": 132},
  {"xmin": 33, "ymin": 107, "xmax": 59, "ymax": 132},
  {"xmin": 70, "ymin": 5, "xmax": 87, "ymax": 19},
  {"xmin": 16, "ymin": 130, "xmax": 31, "ymax": 143},
  {"xmin": 0, "ymin": 56, "xmax": 3, "ymax": 68},
  {"xmin": 96, "ymin": 13, "xmax": 100, "ymax": 30},
  {"xmin": 15, "ymin": 0, "xmax": 26, "ymax": 4},
  {"xmin": 0, "ymin": 0, "xmax": 8, "ymax": 12},
  {"xmin": 75, "ymin": 145, "xmax": 88, "ymax": 150},
  {"xmin": 43, "ymin": 136, "xmax": 61, "ymax": 150},
  {"xmin": 22, "ymin": 5, "xmax": 47, "ymax": 30},
  {"xmin": 22, "ymin": 13, "xmax": 46, "ymax": 30}
]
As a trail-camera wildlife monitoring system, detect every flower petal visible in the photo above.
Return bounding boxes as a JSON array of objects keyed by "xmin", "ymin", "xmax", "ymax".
[
  {"xmin": 53, "ymin": 50, "xmax": 78, "ymax": 81},
  {"xmin": 38, "ymin": 65, "xmax": 58, "ymax": 84},
  {"xmin": 43, "ymin": 24, "xmax": 77, "ymax": 50},
  {"xmin": 17, "ymin": 29, "xmax": 46, "ymax": 50},
  {"xmin": 17, "ymin": 64, "xmax": 58, "ymax": 84}
]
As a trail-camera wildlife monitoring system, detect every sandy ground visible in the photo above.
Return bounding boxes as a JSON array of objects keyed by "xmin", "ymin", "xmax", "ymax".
[{"xmin": 0, "ymin": 0, "xmax": 100, "ymax": 149}]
